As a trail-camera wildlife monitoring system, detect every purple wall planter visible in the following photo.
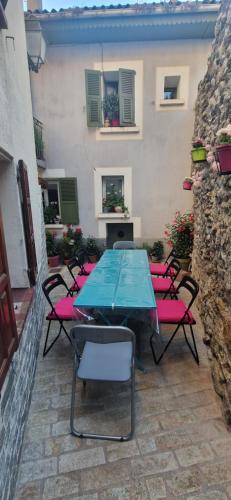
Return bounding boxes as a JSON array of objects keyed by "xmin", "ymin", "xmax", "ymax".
[{"xmin": 216, "ymin": 144, "xmax": 231, "ymax": 174}]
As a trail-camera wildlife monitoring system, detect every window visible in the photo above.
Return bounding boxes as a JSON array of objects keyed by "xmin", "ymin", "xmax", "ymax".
[
  {"xmin": 85, "ymin": 68, "xmax": 135, "ymax": 128},
  {"xmin": 156, "ymin": 66, "xmax": 189, "ymax": 110},
  {"xmin": 0, "ymin": 0, "xmax": 8, "ymax": 29},
  {"xmin": 44, "ymin": 178, "xmax": 79, "ymax": 225}
]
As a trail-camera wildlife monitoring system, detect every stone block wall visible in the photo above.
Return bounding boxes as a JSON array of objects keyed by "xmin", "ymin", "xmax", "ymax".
[
  {"xmin": 0, "ymin": 203, "xmax": 48, "ymax": 500},
  {"xmin": 192, "ymin": 0, "xmax": 231, "ymax": 426}
]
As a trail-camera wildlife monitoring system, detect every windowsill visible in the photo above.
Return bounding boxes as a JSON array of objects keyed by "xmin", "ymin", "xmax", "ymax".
[
  {"xmin": 159, "ymin": 99, "xmax": 185, "ymax": 107},
  {"xmin": 97, "ymin": 213, "xmax": 130, "ymax": 219},
  {"xmin": 45, "ymin": 224, "xmax": 64, "ymax": 229},
  {"xmin": 99, "ymin": 126, "xmax": 139, "ymax": 134}
]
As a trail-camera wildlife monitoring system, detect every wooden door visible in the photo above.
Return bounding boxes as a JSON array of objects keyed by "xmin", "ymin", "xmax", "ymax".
[
  {"xmin": 0, "ymin": 207, "xmax": 18, "ymax": 388},
  {"xmin": 18, "ymin": 160, "xmax": 37, "ymax": 286}
]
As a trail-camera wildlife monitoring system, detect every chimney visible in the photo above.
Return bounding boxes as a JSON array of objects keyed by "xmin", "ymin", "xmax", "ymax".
[{"xmin": 27, "ymin": 0, "xmax": 43, "ymax": 11}]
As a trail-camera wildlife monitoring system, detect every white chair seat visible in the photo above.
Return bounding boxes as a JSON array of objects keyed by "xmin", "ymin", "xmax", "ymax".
[{"xmin": 77, "ymin": 341, "xmax": 132, "ymax": 382}]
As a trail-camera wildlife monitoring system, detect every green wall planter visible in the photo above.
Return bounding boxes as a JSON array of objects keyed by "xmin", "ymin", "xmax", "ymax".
[{"xmin": 191, "ymin": 147, "xmax": 206, "ymax": 162}]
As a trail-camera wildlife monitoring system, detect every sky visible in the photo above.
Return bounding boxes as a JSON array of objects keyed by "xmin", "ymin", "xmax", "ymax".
[{"xmin": 41, "ymin": 0, "xmax": 193, "ymax": 11}]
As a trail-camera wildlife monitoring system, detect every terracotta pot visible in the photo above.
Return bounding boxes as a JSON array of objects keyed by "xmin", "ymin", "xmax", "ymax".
[
  {"xmin": 151, "ymin": 256, "xmax": 161, "ymax": 263},
  {"xmin": 64, "ymin": 259, "xmax": 71, "ymax": 266},
  {"xmin": 191, "ymin": 147, "xmax": 206, "ymax": 162},
  {"xmin": 88, "ymin": 254, "xmax": 98, "ymax": 263},
  {"xmin": 176, "ymin": 257, "xmax": 191, "ymax": 271},
  {"xmin": 183, "ymin": 180, "xmax": 192, "ymax": 190},
  {"xmin": 48, "ymin": 255, "xmax": 60, "ymax": 267},
  {"xmin": 111, "ymin": 118, "xmax": 120, "ymax": 127},
  {"xmin": 216, "ymin": 144, "xmax": 231, "ymax": 174}
]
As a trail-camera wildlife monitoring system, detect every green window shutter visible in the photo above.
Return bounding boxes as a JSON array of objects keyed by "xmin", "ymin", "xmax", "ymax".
[
  {"xmin": 85, "ymin": 69, "xmax": 102, "ymax": 127},
  {"xmin": 59, "ymin": 178, "xmax": 79, "ymax": 225},
  {"xmin": 119, "ymin": 68, "xmax": 136, "ymax": 126}
]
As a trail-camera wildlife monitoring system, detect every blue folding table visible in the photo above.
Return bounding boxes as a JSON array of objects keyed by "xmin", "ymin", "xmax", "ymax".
[{"xmin": 74, "ymin": 249, "xmax": 157, "ymax": 328}]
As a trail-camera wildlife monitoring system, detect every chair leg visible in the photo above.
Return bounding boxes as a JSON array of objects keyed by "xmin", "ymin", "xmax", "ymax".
[
  {"xmin": 150, "ymin": 324, "xmax": 181, "ymax": 365},
  {"xmin": 43, "ymin": 321, "xmax": 72, "ymax": 357},
  {"xmin": 182, "ymin": 324, "xmax": 199, "ymax": 364},
  {"xmin": 70, "ymin": 377, "xmax": 135, "ymax": 442}
]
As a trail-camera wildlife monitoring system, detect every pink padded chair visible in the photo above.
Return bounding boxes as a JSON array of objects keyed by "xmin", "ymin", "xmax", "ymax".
[
  {"xmin": 76, "ymin": 250, "xmax": 96, "ymax": 275},
  {"xmin": 67, "ymin": 258, "xmax": 89, "ymax": 294},
  {"xmin": 150, "ymin": 275, "xmax": 199, "ymax": 364},
  {"xmin": 42, "ymin": 273, "xmax": 85, "ymax": 357},
  {"xmin": 149, "ymin": 249, "xmax": 175, "ymax": 276},
  {"xmin": 151, "ymin": 258, "xmax": 181, "ymax": 297}
]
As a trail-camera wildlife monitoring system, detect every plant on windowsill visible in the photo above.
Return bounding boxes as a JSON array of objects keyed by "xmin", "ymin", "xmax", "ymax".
[
  {"xmin": 103, "ymin": 93, "xmax": 120, "ymax": 127},
  {"xmin": 43, "ymin": 205, "xmax": 57, "ymax": 224},
  {"xmin": 150, "ymin": 240, "xmax": 164, "ymax": 263},
  {"xmin": 165, "ymin": 211, "xmax": 194, "ymax": 271},
  {"xmin": 191, "ymin": 137, "xmax": 206, "ymax": 162},
  {"xmin": 46, "ymin": 231, "xmax": 60, "ymax": 267},
  {"xmin": 215, "ymin": 124, "xmax": 231, "ymax": 174}
]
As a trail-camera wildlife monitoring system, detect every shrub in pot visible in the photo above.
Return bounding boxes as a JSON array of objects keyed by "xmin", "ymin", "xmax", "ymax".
[
  {"xmin": 165, "ymin": 211, "xmax": 194, "ymax": 270},
  {"xmin": 85, "ymin": 236, "xmax": 101, "ymax": 263},
  {"xmin": 103, "ymin": 93, "xmax": 119, "ymax": 127},
  {"xmin": 215, "ymin": 124, "xmax": 231, "ymax": 174},
  {"xmin": 150, "ymin": 240, "xmax": 164, "ymax": 262},
  {"xmin": 191, "ymin": 138, "xmax": 206, "ymax": 162},
  {"xmin": 46, "ymin": 231, "xmax": 59, "ymax": 267}
]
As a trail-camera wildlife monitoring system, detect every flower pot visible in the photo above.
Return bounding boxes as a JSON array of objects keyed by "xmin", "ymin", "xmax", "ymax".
[
  {"xmin": 103, "ymin": 206, "xmax": 111, "ymax": 213},
  {"xmin": 216, "ymin": 144, "xmax": 231, "ymax": 174},
  {"xmin": 183, "ymin": 180, "xmax": 192, "ymax": 190},
  {"xmin": 104, "ymin": 118, "xmax": 110, "ymax": 127},
  {"xmin": 64, "ymin": 258, "xmax": 71, "ymax": 266},
  {"xmin": 114, "ymin": 206, "xmax": 123, "ymax": 213},
  {"xmin": 151, "ymin": 255, "xmax": 161, "ymax": 263},
  {"xmin": 88, "ymin": 254, "xmax": 98, "ymax": 263},
  {"xmin": 191, "ymin": 147, "xmax": 206, "ymax": 162},
  {"xmin": 111, "ymin": 118, "xmax": 120, "ymax": 127},
  {"xmin": 176, "ymin": 257, "xmax": 191, "ymax": 271},
  {"xmin": 48, "ymin": 255, "xmax": 60, "ymax": 267}
]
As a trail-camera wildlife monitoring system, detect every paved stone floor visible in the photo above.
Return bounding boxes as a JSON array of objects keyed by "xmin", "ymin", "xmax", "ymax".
[{"xmin": 14, "ymin": 268, "xmax": 231, "ymax": 500}]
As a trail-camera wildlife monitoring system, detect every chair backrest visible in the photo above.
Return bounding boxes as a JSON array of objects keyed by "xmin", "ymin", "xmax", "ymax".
[
  {"xmin": 76, "ymin": 250, "xmax": 85, "ymax": 267},
  {"xmin": 42, "ymin": 273, "xmax": 70, "ymax": 308},
  {"xmin": 67, "ymin": 257, "xmax": 79, "ymax": 280},
  {"xmin": 164, "ymin": 257, "xmax": 181, "ymax": 279},
  {"xmin": 71, "ymin": 324, "xmax": 136, "ymax": 358},
  {"xmin": 113, "ymin": 241, "xmax": 136, "ymax": 250},
  {"xmin": 176, "ymin": 275, "xmax": 199, "ymax": 312},
  {"xmin": 164, "ymin": 248, "xmax": 176, "ymax": 264}
]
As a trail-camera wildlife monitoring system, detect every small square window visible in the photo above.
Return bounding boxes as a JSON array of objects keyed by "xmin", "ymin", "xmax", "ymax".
[{"xmin": 164, "ymin": 76, "xmax": 180, "ymax": 100}]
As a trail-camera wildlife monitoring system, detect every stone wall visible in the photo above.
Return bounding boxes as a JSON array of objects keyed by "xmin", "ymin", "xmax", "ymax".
[
  {"xmin": 192, "ymin": 0, "xmax": 231, "ymax": 426},
  {"xmin": 0, "ymin": 205, "xmax": 47, "ymax": 500}
]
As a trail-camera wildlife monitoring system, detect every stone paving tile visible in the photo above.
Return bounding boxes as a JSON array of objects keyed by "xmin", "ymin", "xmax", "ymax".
[
  {"xmin": 100, "ymin": 478, "xmax": 149, "ymax": 499},
  {"xmin": 210, "ymin": 437, "xmax": 231, "ymax": 457},
  {"xmin": 59, "ymin": 447, "xmax": 105, "ymax": 473},
  {"xmin": 137, "ymin": 435, "xmax": 157, "ymax": 455},
  {"xmin": 105, "ymin": 440, "xmax": 140, "ymax": 462},
  {"xmin": 166, "ymin": 467, "xmax": 202, "ymax": 496},
  {"xmin": 18, "ymin": 457, "xmax": 57, "ymax": 484},
  {"xmin": 45, "ymin": 434, "xmax": 81, "ymax": 457},
  {"xmin": 175, "ymin": 443, "xmax": 214, "ymax": 467},
  {"xmin": 42, "ymin": 473, "xmax": 80, "ymax": 499},
  {"xmin": 145, "ymin": 476, "xmax": 167, "ymax": 499},
  {"xmin": 80, "ymin": 461, "xmax": 130, "ymax": 491},
  {"xmin": 21, "ymin": 441, "xmax": 44, "ymax": 463},
  {"xmin": 24, "ymin": 423, "xmax": 51, "ymax": 443},
  {"xmin": 187, "ymin": 491, "xmax": 228, "ymax": 500},
  {"xmin": 131, "ymin": 451, "xmax": 178, "ymax": 478},
  {"xmin": 14, "ymin": 480, "xmax": 43, "ymax": 500},
  {"xmin": 200, "ymin": 460, "xmax": 231, "ymax": 486}
]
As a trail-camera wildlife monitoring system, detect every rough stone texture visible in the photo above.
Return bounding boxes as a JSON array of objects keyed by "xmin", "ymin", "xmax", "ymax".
[
  {"xmin": 192, "ymin": 0, "xmax": 231, "ymax": 427},
  {"xmin": 13, "ymin": 267, "xmax": 231, "ymax": 499},
  {"xmin": 0, "ymin": 211, "xmax": 47, "ymax": 500}
]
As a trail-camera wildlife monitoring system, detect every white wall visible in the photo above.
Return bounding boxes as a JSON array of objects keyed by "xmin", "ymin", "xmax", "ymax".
[
  {"xmin": 30, "ymin": 37, "xmax": 212, "ymax": 243},
  {"xmin": 0, "ymin": 0, "xmax": 43, "ymax": 287}
]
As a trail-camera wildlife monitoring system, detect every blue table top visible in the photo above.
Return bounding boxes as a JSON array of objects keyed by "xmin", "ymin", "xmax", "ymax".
[{"xmin": 74, "ymin": 249, "xmax": 156, "ymax": 310}]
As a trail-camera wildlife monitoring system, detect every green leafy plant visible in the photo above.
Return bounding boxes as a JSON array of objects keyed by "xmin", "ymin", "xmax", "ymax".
[
  {"xmin": 165, "ymin": 211, "xmax": 194, "ymax": 258},
  {"xmin": 150, "ymin": 240, "xmax": 164, "ymax": 261},
  {"xmin": 46, "ymin": 231, "xmax": 58, "ymax": 257},
  {"xmin": 43, "ymin": 205, "xmax": 57, "ymax": 224},
  {"xmin": 216, "ymin": 124, "xmax": 231, "ymax": 144},
  {"xmin": 104, "ymin": 186, "xmax": 125, "ymax": 212},
  {"xmin": 57, "ymin": 225, "xmax": 83, "ymax": 260},
  {"xmin": 103, "ymin": 93, "xmax": 119, "ymax": 121}
]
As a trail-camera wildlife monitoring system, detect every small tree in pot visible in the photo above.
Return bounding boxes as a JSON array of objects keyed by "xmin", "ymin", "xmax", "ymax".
[
  {"xmin": 46, "ymin": 231, "xmax": 60, "ymax": 267},
  {"xmin": 165, "ymin": 211, "xmax": 194, "ymax": 270},
  {"xmin": 150, "ymin": 240, "xmax": 164, "ymax": 262}
]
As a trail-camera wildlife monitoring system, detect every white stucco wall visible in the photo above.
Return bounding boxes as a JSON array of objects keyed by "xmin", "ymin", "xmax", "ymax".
[
  {"xmin": 30, "ymin": 37, "xmax": 212, "ymax": 243},
  {"xmin": 0, "ymin": 0, "xmax": 43, "ymax": 287}
]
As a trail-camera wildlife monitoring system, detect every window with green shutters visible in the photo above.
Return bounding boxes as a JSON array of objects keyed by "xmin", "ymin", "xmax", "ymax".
[
  {"xmin": 44, "ymin": 178, "xmax": 79, "ymax": 225},
  {"xmin": 85, "ymin": 68, "xmax": 136, "ymax": 128}
]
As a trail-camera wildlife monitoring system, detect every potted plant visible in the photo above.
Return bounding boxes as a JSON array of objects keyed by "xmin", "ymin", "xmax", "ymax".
[
  {"xmin": 58, "ymin": 226, "xmax": 83, "ymax": 264},
  {"xmin": 103, "ymin": 93, "xmax": 120, "ymax": 127},
  {"xmin": 165, "ymin": 211, "xmax": 194, "ymax": 270},
  {"xmin": 150, "ymin": 240, "xmax": 164, "ymax": 262},
  {"xmin": 85, "ymin": 236, "xmax": 101, "ymax": 263},
  {"xmin": 191, "ymin": 137, "xmax": 206, "ymax": 162},
  {"xmin": 216, "ymin": 124, "xmax": 231, "ymax": 174},
  {"xmin": 46, "ymin": 231, "xmax": 60, "ymax": 267},
  {"xmin": 183, "ymin": 177, "xmax": 193, "ymax": 190},
  {"xmin": 43, "ymin": 205, "xmax": 57, "ymax": 224}
]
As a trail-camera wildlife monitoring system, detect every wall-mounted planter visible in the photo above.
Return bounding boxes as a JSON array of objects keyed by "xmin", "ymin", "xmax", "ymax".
[
  {"xmin": 183, "ymin": 180, "xmax": 192, "ymax": 190},
  {"xmin": 216, "ymin": 144, "xmax": 231, "ymax": 174},
  {"xmin": 191, "ymin": 147, "xmax": 207, "ymax": 162}
]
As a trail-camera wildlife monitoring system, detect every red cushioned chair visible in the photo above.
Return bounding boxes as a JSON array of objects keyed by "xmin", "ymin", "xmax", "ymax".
[
  {"xmin": 151, "ymin": 258, "xmax": 181, "ymax": 298},
  {"xmin": 42, "ymin": 273, "xmax": 85, "ymax": 357},
  {"xmin": 76, "ymin": 250, "xmax": 96, "ymax": 276},
  {"xmin": 149, "ymin": 249, "xmax": 175, "ymax": 276},
  {"xmin": 67, "ymin": 258, "xmax": 89, "ymax": 295},
  {"xmin": 150, "ymin": 275, "xmax": 199, "ymax": 365}
]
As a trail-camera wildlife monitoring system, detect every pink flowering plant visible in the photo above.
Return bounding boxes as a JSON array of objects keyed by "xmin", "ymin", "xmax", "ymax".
[
  {"xmin": 165, "ymin": 211, "xmax": 194, "ymax": 258},
  {"xmin": 216, "ymin": 124, "xmax": 231, "ymax": 144},
  {"xmin": 192, "ymin": 137, "xmax": 205, "ymax": 149}
]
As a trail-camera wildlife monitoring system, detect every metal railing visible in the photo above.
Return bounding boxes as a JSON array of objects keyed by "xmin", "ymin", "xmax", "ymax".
[{"xmin": 33, "ymin": 117, "xmax": 44, "ymax": 160}]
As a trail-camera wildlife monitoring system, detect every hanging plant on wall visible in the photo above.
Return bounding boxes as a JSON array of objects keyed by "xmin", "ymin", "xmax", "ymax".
[
  {"xmin": 191, "ymin": 137, "xmax": 206, "ymax": 162},
  {"xmin": 215, "ymin": 124, "xmax": 231, "ymax": 174}
]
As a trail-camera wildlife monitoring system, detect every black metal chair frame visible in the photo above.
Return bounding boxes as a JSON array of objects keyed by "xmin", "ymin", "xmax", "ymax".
[
  {"xmin": 42, "ymin": 273, "xmax": 73, "ymax": 357},
  {"xmin": 67, "ymin": 257, "xmax": 82, "ymax": 295},
  {"xmin": 113, "ymin": 241, "xmax": 137, "ymax": 250},
  {"xmin": 150, "ymin": 275, "xmax": 199, "ymax": 365},
  {"xmin": 70, "ymin": 324, "xmax": 136, "ymax": 441},
  {"xmin": 161, "ymin": 258, "xmax": 182, "ymax": 299}
]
